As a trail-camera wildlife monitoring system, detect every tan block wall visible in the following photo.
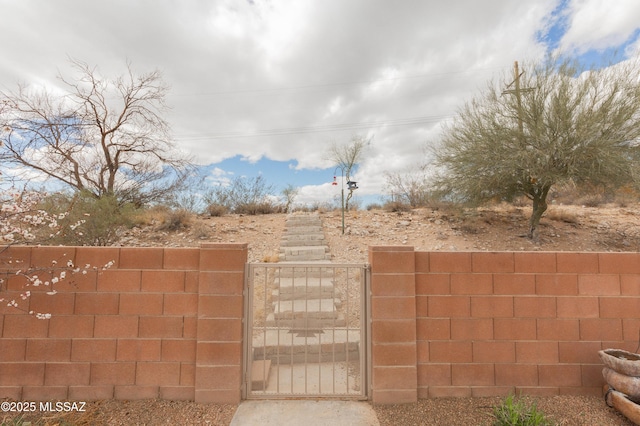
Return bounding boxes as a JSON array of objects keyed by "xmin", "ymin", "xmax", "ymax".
[
  {"xmin": 368, "ymin": 247, "xmax": 640, "ymax": 403},
  {"xmin": 3, "ymin": 244, "xmax": 638, "ymax": 404},
  {"xmin": 369, "ymin": 246, "xmax": 418, "ymax": 404},
  {"xmin": 411, "ymin": 250, "xmax": 640, "ymax": 399},
  {"xmin": 0, "ymin": 243, "xmax": 247, "ymax": 404}
]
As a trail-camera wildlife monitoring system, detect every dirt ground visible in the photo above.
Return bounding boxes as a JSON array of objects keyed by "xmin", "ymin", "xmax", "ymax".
[
  {"xmin": 122, "ymin": 201, "xmax": 640, "ymax": 263},
  {"xmin": 3, "ymin": 202, "xmax": 639, "ymax": 425}
]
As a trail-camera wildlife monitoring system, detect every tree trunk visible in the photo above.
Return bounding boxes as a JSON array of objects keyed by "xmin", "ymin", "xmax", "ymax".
[
  {"xmin": 528, "ymin": 184, "xmax": 551, "ymax": 239},
  {"xmin": 345, "ymin": 189, "xmax": 353, "ymax": 211}
]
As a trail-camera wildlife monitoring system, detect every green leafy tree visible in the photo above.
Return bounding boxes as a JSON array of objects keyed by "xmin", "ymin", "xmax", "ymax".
[{"xmin": 434, "ymin": 56, "xmax": 640, "ymax": 238}]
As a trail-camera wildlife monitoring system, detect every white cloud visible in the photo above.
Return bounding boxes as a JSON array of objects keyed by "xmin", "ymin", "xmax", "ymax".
[
  {"xmin": 558, "ymin": 0, "xmax": 640, "ymax": 54},
  {"xmin": 1, "ymin": 0, "xmax": 638, "ymax": 203},
  {"xmin": 207, "ymin": 167, "xmax": 233, "ymax": 187}
]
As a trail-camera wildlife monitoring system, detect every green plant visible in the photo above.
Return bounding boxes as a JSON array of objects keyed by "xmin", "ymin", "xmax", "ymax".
[
  {"xmin": 1, "ymin": 414, "xmax": 34, "ymax": 426},
  {"xmin": 40, "ymin": 191, "xmax": 136, "ymax": 246},
  {"xmin": 434, "ymin": 56, "xmax": 640, "ymax": 239},
  {"xmin": 492, "ymin": 394, "xmax": 553, "ymax": 426}
]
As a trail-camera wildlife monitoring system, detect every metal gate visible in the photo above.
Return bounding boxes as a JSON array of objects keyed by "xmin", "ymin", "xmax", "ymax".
[{"xmin": 243, "ymin": 262, "xmax": 370, "ymax": 399}]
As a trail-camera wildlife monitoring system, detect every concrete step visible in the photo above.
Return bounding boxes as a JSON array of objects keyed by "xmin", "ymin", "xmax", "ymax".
[
  {"xmin": 285, "ymin": 219, "xmax": 322, "ymax": 226},
  {"xmin": 280, "ymin": 246, "xmax": 331, "ymax": 261},
  {"xmin": 282, "ymin": 232, "xmax": 325, "ymax": 238},
  {"xmin": 285, "ymin": 215, "xmax": 321, "ymax": 223},
  {"xmin": 265, "ymin": 313, "xmax": 346, "ymax": 329},
  {"xmin": 273, "ymin": 277, "xmax": 335, "ymax": 300},
  {"xmin": 280, "ymin": 246, "xmax": 330, "ymax": 261},
  {"xmin": 280, "ymin": 246, "xmax": 329, "ymax": 255},
  {"xmin": 248, "ymin": 362, "xmax": 362, "ymax": 396},
  {"xmin": 252, "ymin": 328, "xmax": 360, "ymax": 364},
  {"xmin": 251, "ymin": 359, "xmax": 272, "ymax": 391},
  {"xmin": 283, "ymin": 225, "xmax": 324, "ymax": 234},
  {"xmin": 272, "ymin": 298, "xmax": 342, "ymax": 319},
  {"xmin": 280, "ymin": 253, "xmax": 332, "ymax": 261},
  {"xmin": 280, "ymin": 240, "xmax": 327, "ymax": 247},
  {"xmin": 280, "ymin": 235, "xmax": 327, "ymax": 247},
  {"xmin": 274, "ymin": 265, "xmax": 338, "ymax": 278}
]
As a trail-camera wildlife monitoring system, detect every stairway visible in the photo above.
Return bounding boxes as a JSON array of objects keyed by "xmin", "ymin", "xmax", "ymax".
[
  {"xmin": 278, "ymin": 214, "xmax": 331, "ymax": 261},
  {"xmin": 267, "ymin": 213, "xmax": 342, "ymax": 329},
  {"xmin": 250, "ymin": 213, "xmax": 362, "ymax": 394}
]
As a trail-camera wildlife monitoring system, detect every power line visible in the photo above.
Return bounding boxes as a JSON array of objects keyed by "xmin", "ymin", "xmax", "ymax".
[
  {"xmin": 170, "ymin": 66, "xmax": 506, "ymax": 98},
  {"xmin": 174, "ymin": 114, "xmax": 450, "ymax": 141}
]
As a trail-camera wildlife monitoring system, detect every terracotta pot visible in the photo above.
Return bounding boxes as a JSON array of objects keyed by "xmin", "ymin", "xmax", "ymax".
[
  {"xmin": 603, "ymin": 367, "xmax": 640, "ymax": 401},
  {"xmin": 599, "ymin": 349, "xmax": 640, "ymax": 377},
  {"xmin": 605, "ymin": 387, "xmax": 640, "ymax": 425}
]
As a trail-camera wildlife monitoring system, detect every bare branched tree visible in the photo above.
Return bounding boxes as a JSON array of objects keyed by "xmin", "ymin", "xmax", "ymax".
[
  {"xmin": 0, "ymin": 59, "xmax": 193, "ymax": 205},
  {"xmin": 327, "ymin": 134, "xmax": 369, "ymax": 210},
  {"xmin": 281, "ymin": 184, "xmax": 299, "ymax": 213},
  {"xmin": 434, "ymin": 56, "xmax": 640, "ymax": 238},
  {"xmin": 204, "ymin": 175, "xmax": 277, "ymax": 215},
  {"xmin": 384, "ymin": 163, "xmax": 431, "ymax": 207}
]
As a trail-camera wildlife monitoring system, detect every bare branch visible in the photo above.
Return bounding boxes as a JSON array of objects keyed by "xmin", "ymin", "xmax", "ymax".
[{"xmin": 0, "ymin": 59, "xmax": 193, "ymax": 205}]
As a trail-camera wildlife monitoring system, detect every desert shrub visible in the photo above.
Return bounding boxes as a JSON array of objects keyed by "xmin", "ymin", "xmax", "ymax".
[
  {"xmin": 170, "ymin": 191, "xmax": 205, "ymax": 213},
  {"xmin": 130, "ymin": 204, "xmax": 171, "ymax": 226},
  {"xmin": 311, "ymin": 202, "xmax": 331, "ymax": 213},
  {"xmin": 204, "ymin": 175, "xmax": 279, "ymax": 215},
  {"xmin": 383, "ymin": 201, "xmax": 411, "ymax": 213},
  {"xmin": 366, "ymin": 203, "xmax": 382, "ymax": 210},
  {"xmin": 158, "ymin": 208, "xmax": 192, "ymax": 231},
  {"xmin": 614, "ymin": 185, "xmax": 640, "ymax": 207},
  {"xmin": 206, "ymin": 203, "xmax": 228, "ymax": 217},
  {"xmin": 235, "ymin": 201, "xmax": 281, "ymax": 215},
  {"xmin": 575, "ymin": 193, "xmax": 607, "ymax": 207},
  {"xmin": 545, "ymin": 209, "xmax": 579, "ymax": 224},
  {"xmin": 43, "ymin": 191, "xmax": 136, "ymax": 246},
  {"xmin": 190, "ymin": 222, "xmax": 211, "ymax": 239},
  {"xmin": 551, "ymin": 182, "xmax": 620, "ymax": 206},
  {"xmin": 347, "ymin": 198, "xmax": 361, "ymax": 211},
  {"xmin": 293, "ymin": 202, "xmax": 331, "ymax": 213},
  {"xmin": 261, "ymin": 252, "xmax": 280, "ymax": 263},
  {"xmin": 492, "ymin": 394, "xmax": 553, "ymax": 426},
  {"xmin": 511, "ymin": 196, "xmax": 531, "ymax": 207},
  {"xmin": 384, "ymin": 165, "xmax": 432, "ymax": 207}
]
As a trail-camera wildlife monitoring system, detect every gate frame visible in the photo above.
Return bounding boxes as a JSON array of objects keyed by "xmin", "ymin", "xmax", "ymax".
[{"xmin": 241, "ymin": 262, "xmax": 372, "ymax": 400}]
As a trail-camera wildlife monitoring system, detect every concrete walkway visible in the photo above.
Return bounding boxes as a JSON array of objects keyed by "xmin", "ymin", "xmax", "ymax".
[{"xmin": 229, "ymin": 400, "xmax": 380, "ymax": 426}]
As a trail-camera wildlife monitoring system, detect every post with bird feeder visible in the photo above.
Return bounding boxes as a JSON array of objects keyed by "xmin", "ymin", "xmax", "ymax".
[{"xmin": 332, "ymin": 166, "xmax": 358, "ymax": 235}]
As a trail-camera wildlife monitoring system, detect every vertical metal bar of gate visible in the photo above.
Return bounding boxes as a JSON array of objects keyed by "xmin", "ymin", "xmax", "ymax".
[{"xmin": 243, "ymin": 262, "xmax": 369, "ymax": 400}]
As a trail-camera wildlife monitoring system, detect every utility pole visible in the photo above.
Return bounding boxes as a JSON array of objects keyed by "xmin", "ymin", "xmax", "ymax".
[{"xmin": 502, "ymin": 61, "xmax": 535, "ymax": 135}]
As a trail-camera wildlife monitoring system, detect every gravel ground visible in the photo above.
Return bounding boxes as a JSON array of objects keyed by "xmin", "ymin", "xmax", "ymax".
[
  {"xmin": 1, "ymin": 399, "xmax": 238, "ymax": 425},
  {"xmin": 2, "ymin": 395, "xmax": 633, "ymax": 425},
  {"xmin": 373, "ymin": 395, "xmax": 634, "ymax": 426}
]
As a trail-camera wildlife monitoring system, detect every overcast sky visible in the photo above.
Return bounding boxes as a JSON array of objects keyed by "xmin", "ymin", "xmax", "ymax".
[{"xmin": 1, "ymin": 0, "xmax": 640, "ymax": 207}]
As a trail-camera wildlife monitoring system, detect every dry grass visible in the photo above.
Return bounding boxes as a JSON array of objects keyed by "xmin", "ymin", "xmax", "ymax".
[
  {"xmin": 261, "ymin": 252, "xmax": 280, "ymax": 263},
  {"xmin": 546, "ymin": 208, "xmax": 580, "ymax": 224}
]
